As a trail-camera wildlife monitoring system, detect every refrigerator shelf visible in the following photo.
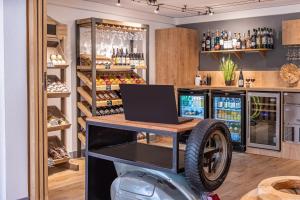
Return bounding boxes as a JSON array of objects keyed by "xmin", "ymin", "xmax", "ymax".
[
  {"xmin": 215, "ymin": 118, "xmax": 241, "ymax": 123},
  {"xmin": 215, "ymin": 107, "xmax": 241, "ymax": 112}
]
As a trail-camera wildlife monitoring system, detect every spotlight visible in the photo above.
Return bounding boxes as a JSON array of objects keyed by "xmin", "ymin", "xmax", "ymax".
[
  {"xmin": 207, "ymin": 7, "xmax": 214, "ymax": 15},
  {"xmin": 154, "ymin": 5, "xmax": 160, "ymax": 14},
  {"xmin": 116, "ymin": 0, "xmax": 121, "ymax": 6}
]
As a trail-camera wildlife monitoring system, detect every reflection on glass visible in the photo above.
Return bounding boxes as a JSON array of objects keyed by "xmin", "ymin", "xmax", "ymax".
[{"xmin": 179, "ymin": 95, "xmax": 205, "ymax": 119}]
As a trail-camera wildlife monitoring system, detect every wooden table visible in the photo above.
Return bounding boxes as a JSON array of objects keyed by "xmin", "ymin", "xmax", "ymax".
[{"xmin": 85, "ymin": 114, "xmax": 200, "ymax": 200}]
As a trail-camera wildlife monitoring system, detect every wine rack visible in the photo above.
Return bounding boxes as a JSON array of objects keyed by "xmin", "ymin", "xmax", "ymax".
[{"xmin": 76, "ymin": 18, "xmax": 149, "ymax": 153}]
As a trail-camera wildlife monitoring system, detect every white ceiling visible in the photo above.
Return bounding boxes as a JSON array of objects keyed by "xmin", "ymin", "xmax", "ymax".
[{"xmin": 85, "ymin": 0, "xmax": 300, "ymax": 18}]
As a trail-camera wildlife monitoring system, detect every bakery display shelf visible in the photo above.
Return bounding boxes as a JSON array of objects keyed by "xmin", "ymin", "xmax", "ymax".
[
  {"xmin": 47, "ymin": 106, "xmax": 71, "ymax": 132},
  {"xmin": 47, "ymin": 36, "xmax": 60, "ymax": 47},
  {"xmin": 47, "ymin": 92, "xmax": 71, "ymax": 98},
  {"xmin": 77, "ymin": 65, "xmax": 147, "ymax": 71},
  {"xmin": 78, "ymin": 132, "xmax": 86, "ymax": 146},
  {"xmin": 80, "ymin": 53, "xmax": 112, "ymax": 61},
  {"xmin": 77, "ymin": 102, "xmax": 93, "ymax": 117},
  {"xmin": 47, "ymin": 64, "xmax": 69, "ymax": 69},
  {"xmin": 51, "ymin": 157, "xmax": 70, "ymax": 165},
  {"xmin": 77, "ymin": 72, "xmax": 120, "ymax": 91},
  {"xmin": 78, "ymin": 117, "xmax": 86, "ymax": 131},
  {"xmin": 77, "ymin": 86, "xmax": 123, "ymax": 108}
]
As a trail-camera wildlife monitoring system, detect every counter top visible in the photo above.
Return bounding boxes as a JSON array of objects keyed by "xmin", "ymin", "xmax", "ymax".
[
  {"xmin": 181, "ymin": 85, "xmax": 300, "ymax": 92},
  {"xmin": 87, "ymin": 114, "xmax": 201, "ymax": 133}
]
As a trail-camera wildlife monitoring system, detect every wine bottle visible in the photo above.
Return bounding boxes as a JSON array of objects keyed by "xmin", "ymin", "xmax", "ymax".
[
  {"xmin": 112, "ymin": 48, "xmax": 116, "ymax": 65},
  {"xmin": 238, "ymin": 68, "xmax": 244, "ymax": 87},
  {"xmin": 205, "ymin": 31, "xmax": 211, "ymax": 51},
  {"xmin": 201, "ymin": 33, "xmax": 206, "ymax": 51}
]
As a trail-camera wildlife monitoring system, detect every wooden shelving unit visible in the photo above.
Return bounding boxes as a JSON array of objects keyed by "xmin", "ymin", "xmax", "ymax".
[
  {"xmin": 47, "ymin": 16, "xmax": 78, "ymax": 170},
  {"xmin": 201, "ymin": 48, "xmax": 272, "ymax": 59},
  {"xmin": 76, "ymin": 18, "xmax": 149, "ymax": 149}
]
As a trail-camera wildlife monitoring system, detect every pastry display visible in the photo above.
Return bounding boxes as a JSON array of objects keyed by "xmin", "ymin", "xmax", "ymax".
[
  {"xmin": 47, "ymin": 106, "xmax": 69, "ymax": 128},
  {"xmin": 47, "ymin": 81, "xmax": 70, "ymax": 93},
  {"xmin": 80, "ymin": 54, "xmax": 111, "ymax": 66},
  {"xmin": 49, "ymin": 53, "xmax": 67, "ymax": 66},
  {"xmin": 47, "ymin": 77, "xmax": 70, "ymax": 93},
  {"xmin": 48, "ymin": 136, "xmax": 70, "ymax": 166}
]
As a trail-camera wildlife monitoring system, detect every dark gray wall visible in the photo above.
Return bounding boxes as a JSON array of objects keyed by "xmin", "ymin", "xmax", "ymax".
[{"xmin": 179, "ymin": 12, "xmax": 300, "ymax": 71}]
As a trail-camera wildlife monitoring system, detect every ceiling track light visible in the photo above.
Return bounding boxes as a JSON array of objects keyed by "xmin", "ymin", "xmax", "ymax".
[
  {"xmin": 182, "ymin": 4, "xmax": 187, "ymax": 12},
  {"xmin": 116, "ymin": 0, "xmax": 121, "ymax": 6},
  {"xmin": 206, "ymin": 7, "xmax": 214, "ymax": 15},
  {"xmin": 154, "ymin": 4, "xmax": 163, "ymax": 14}
]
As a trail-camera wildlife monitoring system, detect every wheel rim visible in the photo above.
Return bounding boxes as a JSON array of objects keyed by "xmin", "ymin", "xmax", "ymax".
[{"xmin": 202, "ymin": 129, "xmax": 228, "ymax": 181}]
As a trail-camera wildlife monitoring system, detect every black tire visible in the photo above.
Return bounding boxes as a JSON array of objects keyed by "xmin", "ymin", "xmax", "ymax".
[{"xmin": 184, "ymin": 119, "xmax": 232, "ymax": 193}]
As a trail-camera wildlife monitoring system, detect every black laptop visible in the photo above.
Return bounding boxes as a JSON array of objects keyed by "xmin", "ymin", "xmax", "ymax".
[{"xmin": 120, "ymin": 84, "xmax": 193, "ymax": 124}]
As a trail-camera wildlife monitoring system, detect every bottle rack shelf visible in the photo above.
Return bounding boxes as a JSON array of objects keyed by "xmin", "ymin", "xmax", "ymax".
[
  {"xmin": 201, "ymin": 48, "xmax": 272, "ymax": 59},
  {"xmin": 77, "ymin": 65, "xmax": 147, "ymax": 71},
  {"xmin": 76, "ymin": 17, "xmax": 149, "ymax": 155},
  {"xmin": 77, "ymin": 87, "xmax": 123, "ymax": 108}
]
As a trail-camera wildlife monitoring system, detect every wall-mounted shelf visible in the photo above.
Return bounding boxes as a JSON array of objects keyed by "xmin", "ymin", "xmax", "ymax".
[
  {"xmin": 47, "ymin": 92, "xmax": 71, "ymax": 98},
  {"xmin": 47, "ymin": 106, "xmax": 71, "ymax": 132},
  {"xmin": 201, "ymin": 48, "xmax": 272, "ymax": 60},
  {"xmin": 77, "ymin": 65, "xmax": 147, "ymax": 71}
]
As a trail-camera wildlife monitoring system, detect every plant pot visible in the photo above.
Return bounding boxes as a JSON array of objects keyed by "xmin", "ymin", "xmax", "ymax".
[{"xmin": 225, "ymin": 80, "xmax": 234, "ymax": 86}]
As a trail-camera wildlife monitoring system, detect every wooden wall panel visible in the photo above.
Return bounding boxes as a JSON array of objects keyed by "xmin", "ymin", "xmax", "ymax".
[
  {"xmin": 155, "ymin": 28, "xmax": 198, "ymax": 87},
  {"xmin": 282, "ymin": 19, "xmax": 300, "ymax": 45}
]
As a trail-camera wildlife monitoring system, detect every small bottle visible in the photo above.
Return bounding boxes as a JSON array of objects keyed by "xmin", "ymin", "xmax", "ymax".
[
  {"xmin": 238, "ymin": 68, "xmax": 244, "ymax": 87},
  {"xmin": 125, "ymin": 48, "xmax": 130, "ymax": 65},
  {"xmin": 115, "ymin": 48, "xmax": 120, "ymax": 65},
  {"xmin": 201, "ymin": 33, "xmax": 206, "ymax": 51},
  {"xmin": 205, "ymin": 30, "xmax": 211, "ymax": 51},
  {"xmin": 111, "ymin": 48, "xmax": 116, "ymax": 65}
]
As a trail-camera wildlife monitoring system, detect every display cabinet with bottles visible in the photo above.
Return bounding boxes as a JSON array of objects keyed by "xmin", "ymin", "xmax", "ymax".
[{"xmin": 76, "ymin": 18, "xmax": 149, "ymax": 152}]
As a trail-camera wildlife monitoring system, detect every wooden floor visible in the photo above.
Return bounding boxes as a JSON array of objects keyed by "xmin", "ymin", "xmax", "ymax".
[{"xmin": 48, "ymin": 153, "xmax": 300, "ymax": 200}]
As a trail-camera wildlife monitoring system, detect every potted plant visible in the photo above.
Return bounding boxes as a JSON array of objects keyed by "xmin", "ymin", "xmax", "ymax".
[{"xmin": 220, "ymin": 55, "xmax": 237, "ymax": 86}]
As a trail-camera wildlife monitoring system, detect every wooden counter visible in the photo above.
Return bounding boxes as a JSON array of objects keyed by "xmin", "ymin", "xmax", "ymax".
[
  {"xmin": 182, "ymin": 85, "xmax": 300, "ymax": 92},
  {"xmin": 87, "ymin": 114, "xmax": 201, "ymax": 133}
]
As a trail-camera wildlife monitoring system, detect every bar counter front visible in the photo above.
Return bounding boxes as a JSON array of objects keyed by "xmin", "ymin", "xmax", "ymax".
[{"xmin": 85, "ymin": 114, "xmax": 201, "ymax": 200}]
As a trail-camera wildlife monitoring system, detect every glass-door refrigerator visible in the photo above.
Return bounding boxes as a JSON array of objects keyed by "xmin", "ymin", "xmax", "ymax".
[
  {"xmin": 212, "ymin": 91, "xmax": 246, "ymax": 151},
  {"xmin": 178, "ymin": 89, "xmax": 209, "ymax": 119},
  {"xmin": 248, "ymin": 92, "xmax": 281, "ymax": 151}
]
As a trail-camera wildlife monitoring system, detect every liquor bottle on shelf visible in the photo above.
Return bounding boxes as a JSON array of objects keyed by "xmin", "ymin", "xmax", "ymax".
[
  {"xmin": 112, "ymin": 48, "xmax": 116, "ymax": 65},
  {"xmin": 236, "ymin": 33, "xmax": 242, "ymax": 49},
  {"xmin": 120, "ymin": 48, "xmax": 124, "ymax": 65},
  {"xmin": 267, "ymin": 28, "xmax": 271, "ymax": 49},
  {"xmin": 115, "ymin": 48, "xmax": 120, "ymax": 65},
  {"xmin": 211, "ymin": 32, "xmax": 215, "ymax": 51},
  {"xmin": 205, "ymin": 30, "xmax": 211, "ymax": 51},
  {"xmin": 215, "ymin": 30, "xmax": 221, "ymax": 50},
  {"xmin": 238, "ymin": 68, "xmax": 244, "ymax": 87},
  {"xmin": 262, "ymin": 27, "xmax": 267, "ymax": 48},
  {"xmin": 256, "ymin": 28, "xmax": 262, "ymax": 49},
  {"xmin": 232, "ymin": 33, "xmax": 237, "ymax": 49},
  {"xmin": 125, "ymin": 49, "xmax": 130, "ymax": 65},
  {"xmin": 201, "ymin": 33, "xmax": 206, "ymax": 51},
  {"xmin": 228, "ymin": 31, "xmax": 233, "ymax": 50},
  {"xmin": 246, "ymin": 30, "xmax": 251, "ymax": 49},
  {"xmin": 269, "ymin": 28, "xmax": 274, "ymax": 49},
  {"xmin": 251, "ymin": 29, "xmax": 257, "ymax": 49},
  {"xmin": 241, "ymin": 33, "xmax": 246, "ymax": 49},
  {"xmin": 140, "ymin": 53, "xmax": 145, "ymax": 67},
  {"xmin": 220, "ymin": 30, "xmax": 224, "ymax": 50}
]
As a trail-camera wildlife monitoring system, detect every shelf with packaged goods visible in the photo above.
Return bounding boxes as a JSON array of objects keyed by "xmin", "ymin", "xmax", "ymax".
[
  {"xmin": 77, "ymin": 86, "xmax": 122, "ymax": 108},
  {"xmin": 201, "ymin": 48, "xmax": 272, "ymax": 60},
  {"xmin": 47, "ymin": 106, "xmax": 71, "ymax": 132},
  {"xmin": 47, "ymin": 75, "xmax": 71, "ymax": 98},
  {"xmin": 77, "ymin": 71, "xmax": 145, "ymax": 91},
  {"xmin": 77, "ymin": 64, "xmax": 147, "ymax": 71}
]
